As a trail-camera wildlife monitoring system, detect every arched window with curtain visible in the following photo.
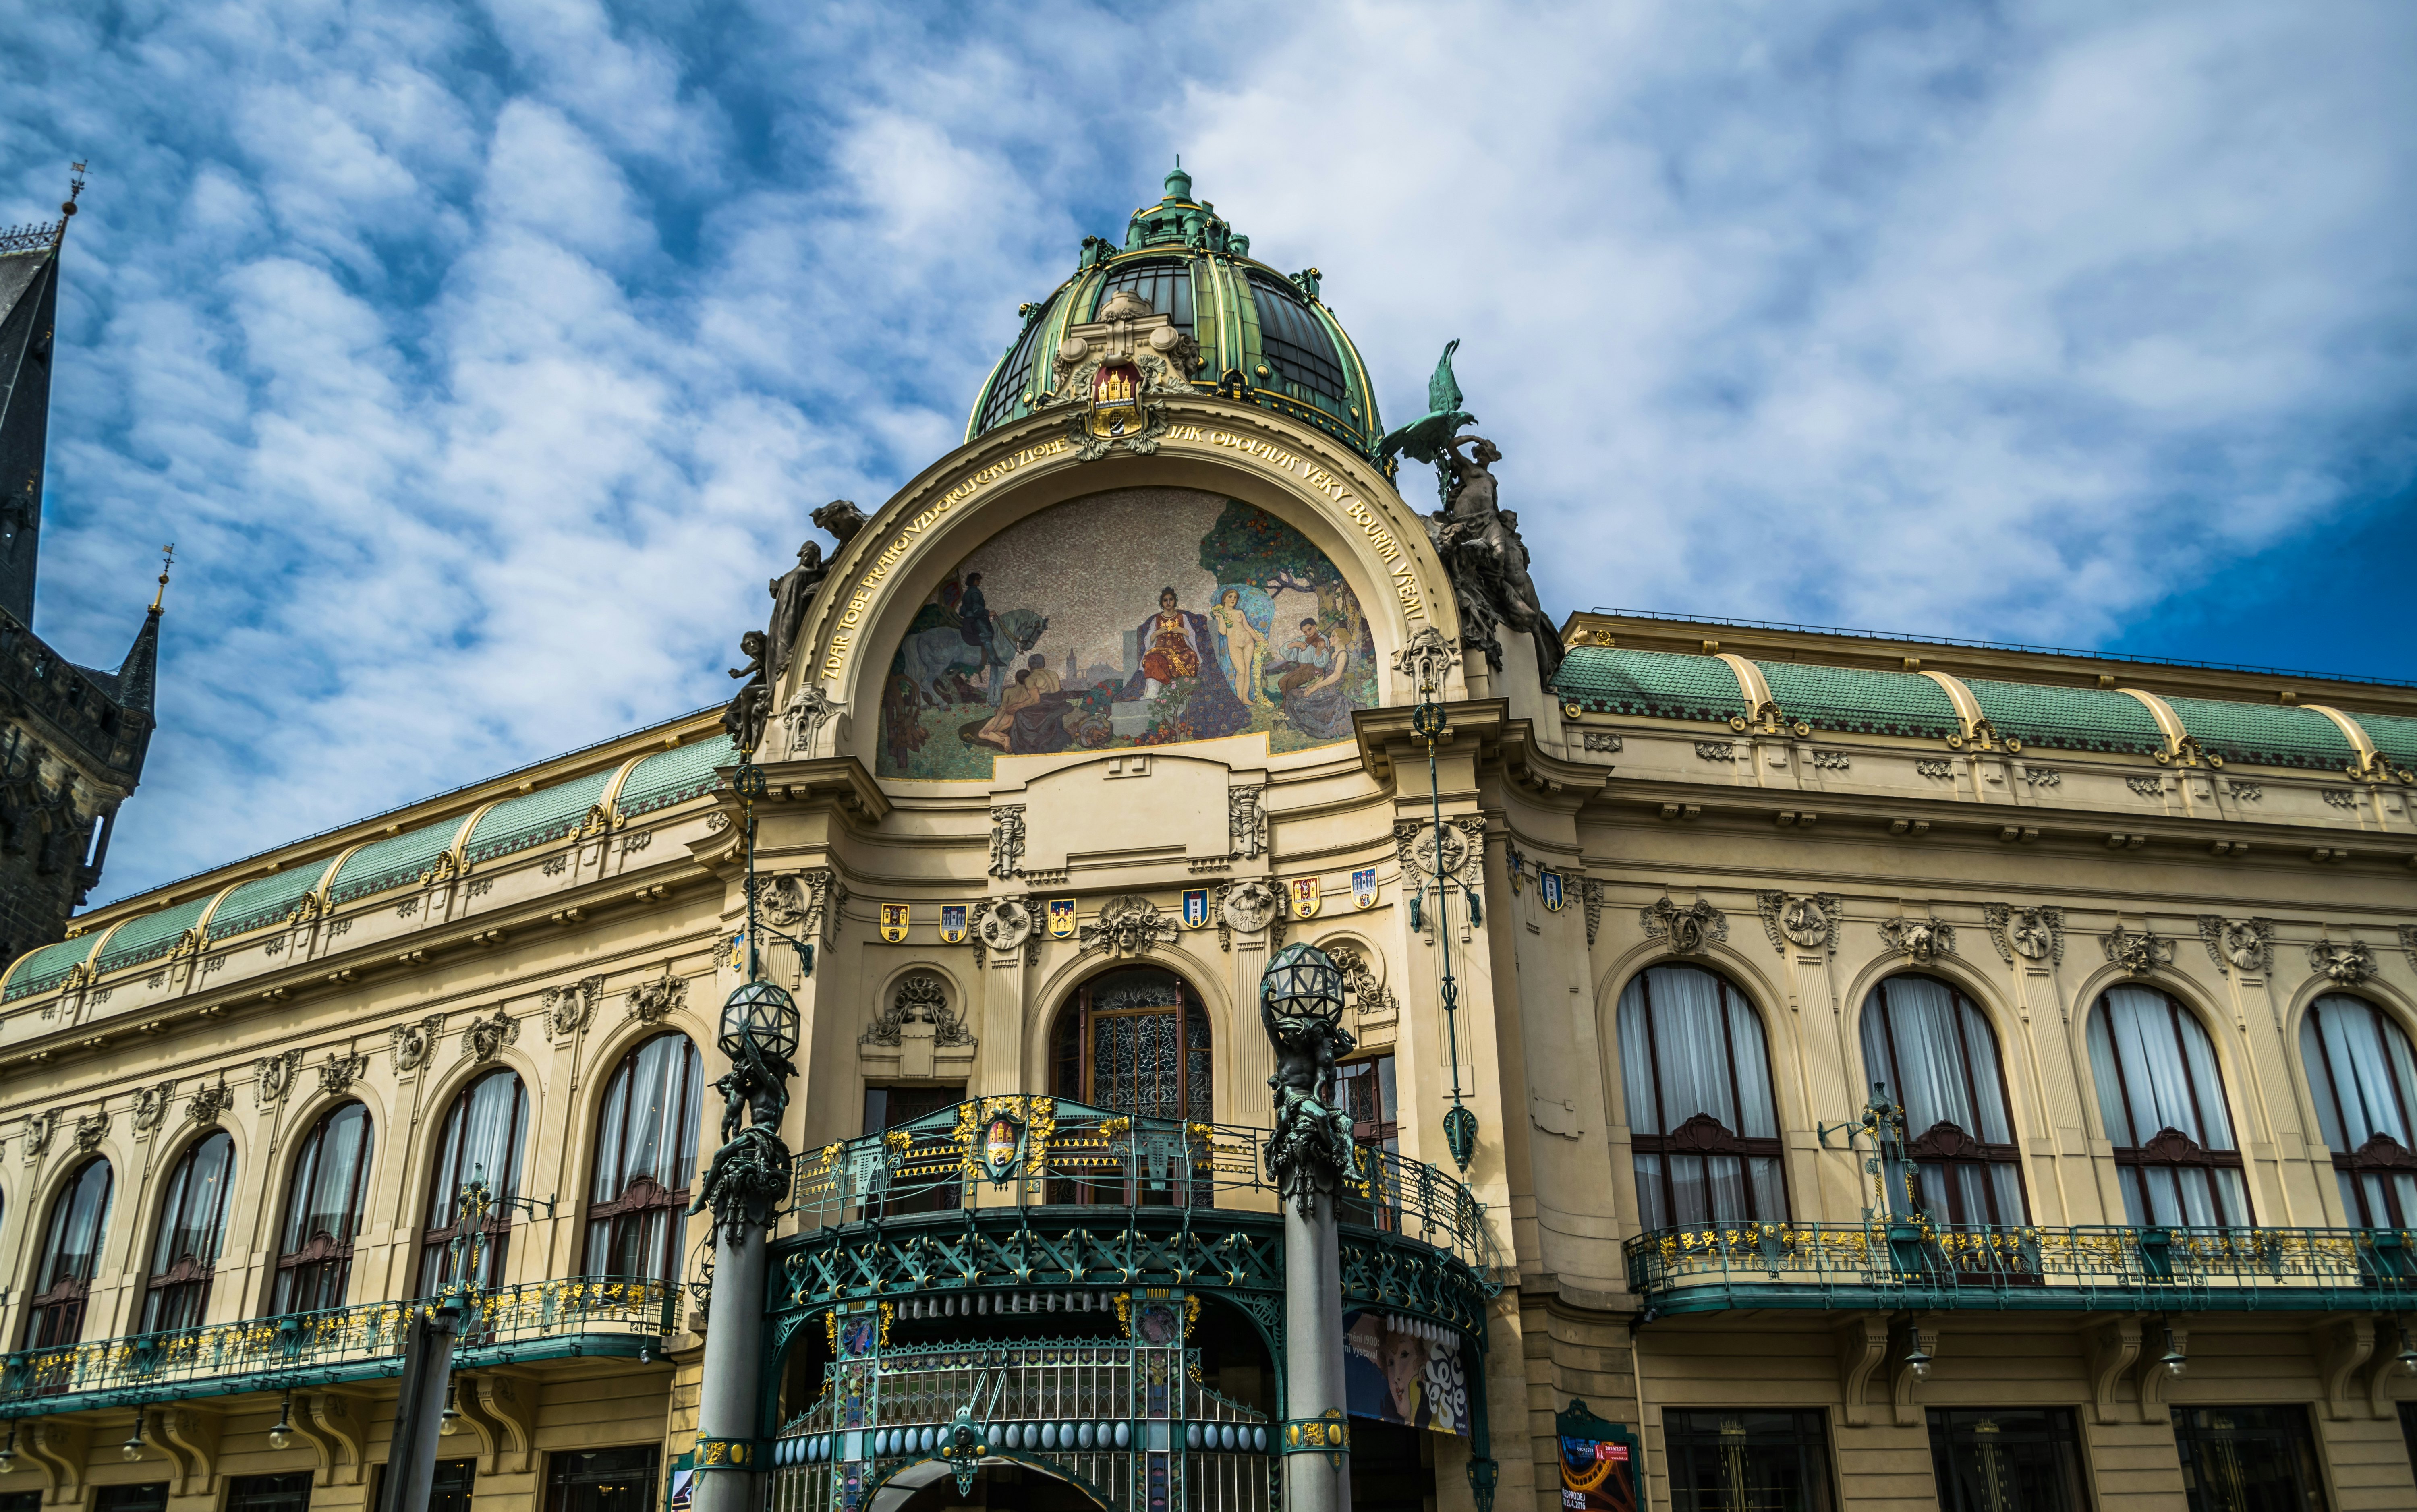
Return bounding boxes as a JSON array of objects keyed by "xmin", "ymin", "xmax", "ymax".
[
  {"xmin": 2300, "ymin": 994, "xmax": 2417, "ymax": 1227},
  {"xmin": 26, "ymin": 1158, "xmax": 111, "ymax": 1348},
  {"xmin": 1615, "ymin": 963, "xmax": 1786, "ymax": 1232},
  {"xmin": 2087, "ymin": 986, "xmax": 2249, "ymax": 1227},
  {"xmin": 584, "ymin": 1034, "xmax": 703, "ymax": 1286},
  {"xmin": 418, "ymin": 1069, "xmax": 529, "ymax": 1297},
  {"xmin": 141, "ymin": 1131, "xmax": 236, "ymax": 1333},
  {"xmin": 1860, "ymin": 976, "xmax": 2027, "ymax": 1226},
  {"xmin": 274, "ymin": 1102, "xmax": 374, "ymax": 1314}
]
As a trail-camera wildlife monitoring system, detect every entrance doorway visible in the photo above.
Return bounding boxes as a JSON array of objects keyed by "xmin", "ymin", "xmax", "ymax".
[{"xmin": 884, "ymin": 1461, "xmax": 1107, "ymax": 1512}]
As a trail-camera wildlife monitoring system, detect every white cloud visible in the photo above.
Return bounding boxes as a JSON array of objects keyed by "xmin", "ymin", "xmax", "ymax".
[{"xmin": 3, "ymin": 0, "xmax": 2407, "ymax": 903}]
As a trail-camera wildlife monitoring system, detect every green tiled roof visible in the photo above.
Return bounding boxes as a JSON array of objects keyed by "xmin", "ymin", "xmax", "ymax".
[
  {"xmin": 617, "ymin": 735, "xmax": 736, "ymax": 818},
  {"xmin": 1962, "ymin": 679, "xmax": 2166, "ymax": 757},
  {"xmin": 1754, "ymin": 661, "xmax": 1960, "ymax": 741},
  {"xmin": 207, "ymin": 859, "xmax": 340, "ymax": 941},
  {"xmin": 95, "ymin": 894, "xmax": 216, "ymax": 974},
  {"xmin": 328, "ymin": 817, "xmax": 468, "ymax": 905},
  {"xmin": 3, "ymin": 934, "xmax": 101, "ymax": 1001},
  {"xmin": 2350, "ymin": 712, "xmax": 2417, "ymax": 771},
  {"xmin": 465, "ymin": 768, "xmax": 616, "ymax": 864},
  {"xmin": 2166, "ymin": 697, "xmax": 2356, "ymax": 772},
  {"xmin": 1552, "ymin": 649, "xmax": 1745, "ymax": 722}
]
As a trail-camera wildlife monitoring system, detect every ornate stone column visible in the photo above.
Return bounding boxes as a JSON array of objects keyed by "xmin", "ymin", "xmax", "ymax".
[{"xmin": 1260, "ymin": 942, "xmax": 1358, "ymax": 1512}]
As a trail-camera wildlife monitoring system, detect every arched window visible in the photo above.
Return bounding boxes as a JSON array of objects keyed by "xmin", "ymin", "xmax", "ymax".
[
  {"xmin": 419, "ymin": 1069, "xmax": 528, "ymax": 1296},
  {"xmin": 1048, "ymin": 967, "xmax": 1212, "ymax": 1205},
  {"xmin": 141, "ymin": 1131, "xmax": 235, "ymax": 1333},
  {"xmin": 2300, "ymin": 994, "xmax": 2417, "ymax": 1227},
  {"xmin": 274, "ymin": 1102, "xmax": 374, "ymax": 1314},
  {"xmin": 2087, "ymin": 987, "xmax": 2249, "ymax": 1226},
  {"xmin": 1860, "ymin": 976, "xmax": 2027, "ymax": 1226},
  {"xmin": 1049, "ymin": 967, "xmax": 1213, "ymax": 1122},
  {"xmin": 26, "ymin": 1158, "xmax": 111, "ymax": 1347},
  {"xmin": 584, "ymin": 1034, "xmax": 703, "ymax": 1286},
  {"xmin": 1615, "ymin": 964, "xmax": 1786, "ymax": 1232}
]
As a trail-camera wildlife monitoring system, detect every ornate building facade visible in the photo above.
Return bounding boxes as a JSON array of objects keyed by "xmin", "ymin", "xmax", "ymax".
[{"xmin": 0, "ymin": 169, "xmax": 2412, "ymax": 1512}]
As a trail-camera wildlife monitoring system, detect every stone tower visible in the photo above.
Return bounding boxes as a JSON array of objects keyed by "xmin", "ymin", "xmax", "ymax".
[{"xmin": 0, "ymin": 181, "xmax": 162, "ymax": 961}]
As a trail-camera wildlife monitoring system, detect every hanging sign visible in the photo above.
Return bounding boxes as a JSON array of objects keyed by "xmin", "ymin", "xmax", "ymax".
[
  {"xmin": 1352, "ymin": 868, "xmax": 1379, "ymax": 909},
  {"xmin": 1540, "ymin": 871, "xmax": 1565, "ymax": 912},
  {"xmin": 878, "ymin": 903, "xmax": 910, "ymax": 943},
  {"xmin": 1291, "ymin": 878, "xmax": 1322, "ymax": 918},
  {"xmin": 1555, "ymin": 1400, "xmax": 1638, "ymax": 1512},
  {"xmin": 1182, "ymin": 888, "xmax": 1211, "ymax": 929},
  {"xmin": 1047, "ymin": 899, "xmax": 1078, "ymax": 938},
  {"xmin": 939, "ymin": 905, "xmax": 968, "ymax": 944}
]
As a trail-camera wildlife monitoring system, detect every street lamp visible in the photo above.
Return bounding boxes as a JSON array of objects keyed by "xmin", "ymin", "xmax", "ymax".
[
  {"xmin": 720, "ymin": 979, "xmax": 800, "ymax": 1069},
  {"xmin": 1262, "ymin": 942, "xmax": 1344, "ymax": 1026}
]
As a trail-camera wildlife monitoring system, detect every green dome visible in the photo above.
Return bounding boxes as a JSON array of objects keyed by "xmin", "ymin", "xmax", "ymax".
[{"xmin": 967, "ymin": 167, "xmax": 1385, "ymax": 458}]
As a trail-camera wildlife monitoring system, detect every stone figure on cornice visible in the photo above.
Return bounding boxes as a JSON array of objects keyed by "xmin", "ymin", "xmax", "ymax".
[
  {"xmin": 764, "ymin": 539, "xmax": 829, "ymax": 684},
  {"xmin": 1378, "ymin": 341, "xmax": 1561, "ymax": 680}
]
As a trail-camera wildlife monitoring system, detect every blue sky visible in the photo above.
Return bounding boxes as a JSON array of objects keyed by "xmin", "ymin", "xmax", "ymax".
[{"xmin": 2, "ymin": 0, "xmax": 2411, "ymax": 903}]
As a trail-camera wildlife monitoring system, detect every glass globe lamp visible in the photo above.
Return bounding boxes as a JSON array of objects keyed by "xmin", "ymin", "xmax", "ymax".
[
  {"xmin": 721, "ymin": 978, "xmax": 800, "ymax": 1065},
  {"xmin": 1261, "ymin": 942, "xmax": 1343, "ymax": 1025}
]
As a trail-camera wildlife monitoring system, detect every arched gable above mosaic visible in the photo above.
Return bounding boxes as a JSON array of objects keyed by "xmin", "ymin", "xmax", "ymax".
[{"xmin": 875, "ymin": 487, "xmax": 1377, "ymax": 779}]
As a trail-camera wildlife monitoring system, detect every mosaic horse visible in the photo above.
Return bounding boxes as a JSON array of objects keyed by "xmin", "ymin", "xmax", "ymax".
[{"xmin": 900, "ymin": 607, "xmax": 1049, "ymax": 706}]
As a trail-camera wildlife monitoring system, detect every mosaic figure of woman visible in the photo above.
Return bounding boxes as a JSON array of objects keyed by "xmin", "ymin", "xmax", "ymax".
[{"xmin": 1209, "ymin": 587, "xmax": 1267, "ymax": 706}]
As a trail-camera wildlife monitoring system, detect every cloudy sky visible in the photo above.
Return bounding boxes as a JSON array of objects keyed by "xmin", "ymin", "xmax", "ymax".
[{"xmin": 4, "ymin": 0, "xmax": 2412, "ymax": 903}]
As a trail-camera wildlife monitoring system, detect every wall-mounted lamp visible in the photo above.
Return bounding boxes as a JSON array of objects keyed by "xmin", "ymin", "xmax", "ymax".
[
  {"xmin": 267, "ymin": 1392, "xmax": 296, "ymax": 1451},
  {"xmin": 122, "ymin": 1412, "xmax": 147, "ymax": 1462},
  {"xmin": 2156, "ymin": 1327, "xmax": 2188, "ymax": 1379},
  {"xmin": 438, "ymin": 1382, "xmax": 464, "ymax": 1437}
]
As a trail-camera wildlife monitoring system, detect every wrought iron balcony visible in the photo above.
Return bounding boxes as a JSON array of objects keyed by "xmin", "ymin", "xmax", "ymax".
[
  {"xmin": 0, "ymin": 1276, "xmax": 679, "ymax": 1418},
  {"xmin": 788, "ymin": 1096, "xmax": 1501, "ymax": 1279},
  {"xmin": 1626, "ymin": 1220, "xmax": 2417, "ymax": 1316}
]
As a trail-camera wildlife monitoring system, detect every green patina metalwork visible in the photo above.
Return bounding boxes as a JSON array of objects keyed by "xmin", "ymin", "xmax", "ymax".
[
  {"xmin": 616, "ymin": 733, "xmax": 736, "ymax": 820},
  {"xmin": 92, "ymin": 892, "xmax": 213, "ymax": 973},
  {"xmin": 1753, "ymin": 661, "xmax": 1960, "ymax": 741},
  {"xmin": 1, "ymin": 931, "xmax": 101, "ymax": 1000},
  {"xmin": 2351, "ymin": 711, "xmax": 2417, "ymax": 772},
  {"xmin": 1551, "ymin": 647, "xmax": 1746, "ymax": 722},
  {"xmin": 1627, "ymin": 1220, "xmax": 2417, "ymax": 1317},
  {"xmin": 463, "ymin": 766, "xmax": 616, "ymax": 864},
  {"xmin": 0, "ymin": 1276, "xmax": 679, "ymax": 1418},
  {"xmin": 1960, "ymin": 677, "xmax": 2166, "ymax": 756},
  {"xmin": 326, "ymin": 814, "xmax": 466, "ymax": 905},
  {"xmin": 206, "ymin": 856, "xmax": 339, "ymax": 941},
  {"xmin": 966, "ymin": 169, "xmax": 1385, "ymax": 460},
  {"xmin": 2164, "ymin": 696, "xmax": 2357, "ymax": 772}
]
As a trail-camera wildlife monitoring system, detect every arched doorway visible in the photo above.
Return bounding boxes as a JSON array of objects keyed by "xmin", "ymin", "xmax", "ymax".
[
  {"xmin": 1049, "ymin": 965, "xmax": 1212, "ymax": 1121},
  {"xmin": 1048, "ymin": 965, "xmax": 1213, "ymax": 1205}
]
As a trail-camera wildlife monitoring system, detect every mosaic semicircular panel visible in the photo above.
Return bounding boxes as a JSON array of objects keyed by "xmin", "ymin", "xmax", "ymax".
[{"xmin": 875, "ymin": 487, "xmax": 1376, "ymax": 779}]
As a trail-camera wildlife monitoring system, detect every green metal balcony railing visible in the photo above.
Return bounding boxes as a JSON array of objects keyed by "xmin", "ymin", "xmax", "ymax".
[
  {"xmin": 0, "ymin": 1276, "xmax": 679, "ymax": 1417},
  {"xmin": 788, "ymin": 1096, "xmax": 1502, "ymax": 1279},
  {"xmin": 1626, "ymin": 1220, "xmax": 2417, "ymax": 1316}
]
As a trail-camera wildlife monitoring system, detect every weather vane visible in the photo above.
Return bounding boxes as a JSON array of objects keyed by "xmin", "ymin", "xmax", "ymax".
[{"xmin": 151, "ymin": 543, "xmax": 175, "ymax": 611}]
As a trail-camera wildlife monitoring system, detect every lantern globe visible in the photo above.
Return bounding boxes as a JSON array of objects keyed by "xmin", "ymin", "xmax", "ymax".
[
  {"xmin": 1261, "ymin": 941, "xmax": 1344, "ymax": 1025},
  {"xmin": 721, "ymin": 978, "xmax": 801, "ymax": 1063}
]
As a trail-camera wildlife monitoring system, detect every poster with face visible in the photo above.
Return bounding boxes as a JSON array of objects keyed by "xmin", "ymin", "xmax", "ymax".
[{"xmin": 1343, "ymin": 1309, "xmax": 1467, "ymax": 1436}]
